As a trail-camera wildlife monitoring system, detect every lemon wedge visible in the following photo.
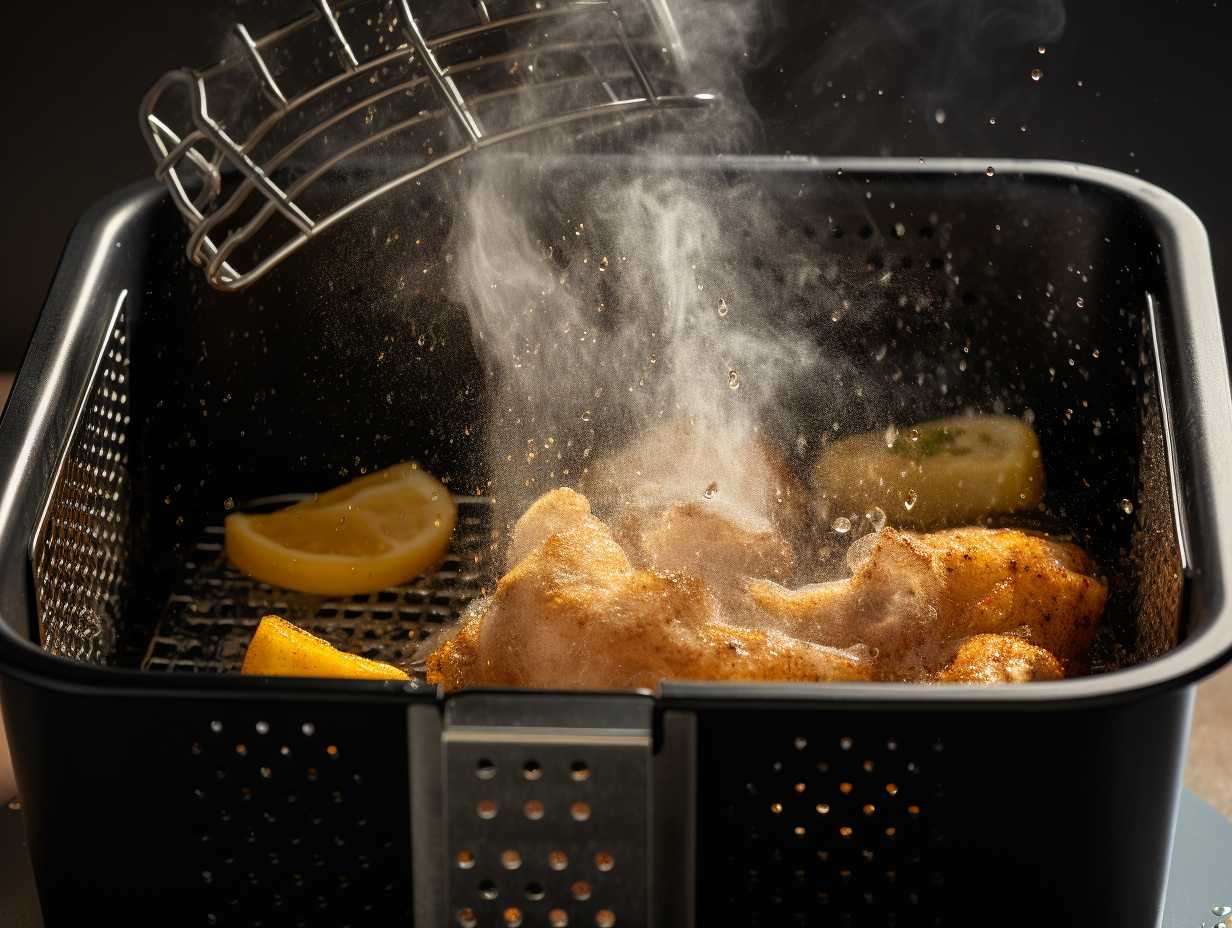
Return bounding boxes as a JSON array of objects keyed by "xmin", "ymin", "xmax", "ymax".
[
  {"xmin": 813, "ymin": 415, "xmax": 1044, "ymax": 530},
  {"xmin": 241, "ymin": 615, "xmax": 409, "ymax": 680},
  {"xmin": 225, "ymin": 462, "xmax": 457, "ymax": 595}
]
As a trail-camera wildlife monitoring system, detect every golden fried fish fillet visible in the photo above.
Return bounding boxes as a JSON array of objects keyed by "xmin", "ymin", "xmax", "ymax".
[
  {"xmin": 747, "ymin": 526, "xmax": 1106, "ymax": 676},
  {"xmin": 937, "ymin": 634, "xmax": 1064, "ymax": 684},
  {"xmin": 426, "ymin": 488, "xmax": 869, "ymax": 691}
]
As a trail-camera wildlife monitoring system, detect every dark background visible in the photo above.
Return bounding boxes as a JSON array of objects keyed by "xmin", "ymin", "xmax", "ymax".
[{"xmin": 1, "ymin": 0, "xmax": 1230, "ymax": 371}]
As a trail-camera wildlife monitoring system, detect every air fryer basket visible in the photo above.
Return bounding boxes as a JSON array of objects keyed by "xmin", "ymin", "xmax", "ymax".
[{"xmin": 1, "ymin": 157, "xmax": 1231, "ymax": 928}]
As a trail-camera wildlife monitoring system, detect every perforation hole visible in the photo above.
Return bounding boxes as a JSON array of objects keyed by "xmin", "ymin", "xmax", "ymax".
[
  {"xmin": 455, "ymin": 850, "xmax": 475, "ymax": 870},
  {"xmin": 548, "ymin": 850, "xmax": 568, "ymax": 871},
  {"xmin": 476, "ymin": 758, "xmax": 496, "ymax": 780},
  {"xmin": 523, "ymin": 760, "xmax": 543, "ymax": 781},
  {"xmin": 523, "ymin": 800, "xmax": 545, "ymax": 821},
  {"xmin": 595, "ymin": 911, "xmax": 616, "ymax": 928},
  {"xmin": 569, "ymin": 760, "xmax": 590, "ymax": 782},
  {"xmin": 501, "ymin": 849, "xmax": 522, "ymax": 870},
  {"xmin": 479, "ymin": 881, "xmax": 498, "ymax": 901},
  {"xmin": 525, "ymin": 881, "xmax": 545, "ymax": 901},
  {"xmin": 570, "ymin": 801, "xmax": 591, "ymax": 822},
  {"xmin": 549, "ymin": 910, "xmax": 569, "ymax": 927},
  {"xmin": 594, "ymin": 851, "xmax": 614, "ymax": 872},
  {"xmin": 571, "ymin": 880, "xmax": 592, "ymax": 901},
  {"xmin": 457, "ymin": 907, "xmax": 478, "ymax": 928},
  {"xmin": 503, "ymin": 907, "xmax": 523, "ymax": 927},
  {"xmin": 476, "ymin": 800, "xmax": 498, "ymax": 820}
]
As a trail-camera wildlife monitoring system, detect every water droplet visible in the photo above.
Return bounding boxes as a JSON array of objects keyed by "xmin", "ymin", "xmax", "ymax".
[
  {"xmin": 580, "ymin": 410, "xmax": 591, "ymax": 423},
  {"xmin": 718, "ymin": 298, "xmax": 729, "ymax": 317},
  {"xmin": 1076, "ymin": 297, "xmax": 1085, "ymax": 309},
  {"xmin": 867, "ymin": 507, "xmax": 887, "ymax": 532},
  {"xmin": 985, "ymin": 165, "xmax": 996, "ymax": 177},
  {"xmin": 1212, "ymin": 906, "xmax": 1232, "ymax": 918},
  {"xmin": 704, "ymin": 482, "xmax": 719, "ymax": 500},
  {"xmin": 223, "ymin": 497, "xmax": 235, "ymax": 511},
  {"xmin": 1038, "ymin": 45, "xmax": 1047, "ymax": 54},
  {"xmin": 1030, "ymin": 68, "xmax": 1043, "ymax": 81},
  {"xmin": 933, "ymin": 108, "xmax": 947, "ymax": 125},
  {"xmin": 831, "ymin": 516, "xmax": 852, "ymax": 535},
  {"xmin": 903, "ymin": 490, "xmax": 919, "ymax": 512},
  {"xmin": 883, "ymin": 423, "xmax": 899, "ymax": 449},
  {"xmin": 417, "ymin": 334, "xmax": 426, "ymax": 347},
  {"xmin": 988, "ymin": 117, "xmax": 997, "ymax": 126},
  {"xmin": 728, "ymin": 369, "xmax": 741, "ymax": 390},
  {"xmin": 1119, "ymin": 498, "xmax": 1134, "ymax": 515}
]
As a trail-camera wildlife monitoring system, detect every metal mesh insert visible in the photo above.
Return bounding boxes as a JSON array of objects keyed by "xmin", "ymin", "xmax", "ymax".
[
  {"xmin": 32, "ymin": 297, "xmax": 132, "ymax": 663},
  {"xmin": 141, "ymin": 496, "xmax": 494, "ymax": 675}
]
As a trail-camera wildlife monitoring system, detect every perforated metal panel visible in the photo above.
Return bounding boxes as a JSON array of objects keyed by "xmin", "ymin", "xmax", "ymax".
[
  {"xmin": 422, "ymin": 694, "xmax": 655, "ymax": 928},
  {"xmin": 699, "ymin": 720, "xmax": 946, "ymax": 926},
  {"xmin": 31, "ymin": 292, "xmax": 132, "ymax": 663},
  {"xmin": 189, "ymin": 706, "xmax": 415, "ymax": 926}
]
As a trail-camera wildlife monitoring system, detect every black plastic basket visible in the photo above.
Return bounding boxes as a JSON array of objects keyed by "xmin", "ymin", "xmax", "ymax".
[{"xmin": 2, "ymin": 156, "xmax": 1231, "ymax": 928}]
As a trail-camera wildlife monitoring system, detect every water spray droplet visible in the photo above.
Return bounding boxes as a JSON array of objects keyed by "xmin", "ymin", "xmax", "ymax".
[
  {"xmin": 903, "ymin": 490, "xmax": 919, "ymax": 512},
  {"xmin": 223, "ymin": 497, "xmax": 235, "ymax": 511},
  {"xmin": 985, "ymin": 166, "xmax": 996, "ymax": 177},
  {"xmin": 1030, "ymin": 68, "xmax": 1043, "ymax": 81},
  {"xmin": 1038, "ymin": 45, "xmax": 1047, "ymax": 54},
  {"xmin": 988, "ymin": 117, "xmax": 997, "ymax": 126},
  {"xmin": 1119, "ymin": 498, "xmax": 1134, "ymax": 515},
  {"xmin": 728, "ymin": 369, "xmax": 741, "ymax": 390},
  {"xmin": 1212, "ymin": 906, "xmax": 1232, "ymax": 918},
  {"xmin": 718, "ymin": 298, "xmax": 729, "ymax": 317},
  {"xmin": 580, "ymin": 410, "xmax": 591, "ymax": 423},
  {"xmin": 831, "ymin": 516, "xmax": 852, "ymax": 535},
  {"xmin": 884, "ymin": 423, "xmax": 899, "ymax": 449},
  {"xmin": 867, "ymin": 507, "xmax": 887, "ymax": 532},
  {"xmin": 933, "ymin": 108, "xmax": 947, "ymax": 125},
  {"xmin": 704, "ymin": 482, "xmax": 719, "ymax": 500}
]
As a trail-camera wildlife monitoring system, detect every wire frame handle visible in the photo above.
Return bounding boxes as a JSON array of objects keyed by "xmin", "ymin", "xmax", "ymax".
[{"xmin": 140, "ymin": 0, "xmax": 717, "ymax": 291}]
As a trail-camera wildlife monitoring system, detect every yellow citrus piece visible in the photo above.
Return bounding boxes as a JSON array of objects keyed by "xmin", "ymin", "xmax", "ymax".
[
  {"xmin": 241, "ymin": 615, "xmax": 409, "ymax": 680},
  {"xmin": 225, "ymin": 462, "xmax": 457, "ymax": 595}
]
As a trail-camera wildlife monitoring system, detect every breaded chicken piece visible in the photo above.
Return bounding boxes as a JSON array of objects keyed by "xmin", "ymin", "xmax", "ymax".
[
  {"xmin": 505, "ymin": 486, "xmax": 604, "ymax": 568},
  {"xmin": 581, "ymin": 422, "xmax": 805, "ymax": 595},
  {"xmin": 426, "ymin": 489, "xmax": 870, "ymax": 691},
  {"xmin": 747, "ymin": 526, "xmax": 1106, "ymax": 676},
  {"xmin": 937, "ymin": 634, "xmax": 1064, "ymax": 683},
  {"xmin": 613, "ymin": 500, "xmax": 797, "ymax": 599}
]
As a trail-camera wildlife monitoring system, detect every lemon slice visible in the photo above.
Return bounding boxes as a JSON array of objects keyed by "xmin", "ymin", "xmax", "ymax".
[
  {"xmin": 225, "ymin": 462, "xmax": 457, "ymax": 595},
  {"xmin": 241, "ymin": 615, "xmax": 409, "ymax": 680},
  {"xmin": 813, "ymin": 415, "xmax": 1044, "ymax": 530}
]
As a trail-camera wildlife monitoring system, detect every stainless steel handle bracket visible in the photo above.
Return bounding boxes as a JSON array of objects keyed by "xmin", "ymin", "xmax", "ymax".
[{"xmin": 410, "ymin": 692, "xmax": 694, "ymax": 926}]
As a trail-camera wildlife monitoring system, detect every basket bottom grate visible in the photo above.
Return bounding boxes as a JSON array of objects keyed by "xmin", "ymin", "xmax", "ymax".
[{"xmin": 141, "ymin": 497, "xmax": 494, "ymax": 676}]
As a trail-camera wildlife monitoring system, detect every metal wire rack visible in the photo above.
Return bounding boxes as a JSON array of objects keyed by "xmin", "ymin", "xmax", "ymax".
[
  {"xmin": 139, "ymin": 0, "xmax": 717, "ymax": 291},
  {"xmin": 141, "ymin": 496, "xmax": 494, "ymax": 676}
]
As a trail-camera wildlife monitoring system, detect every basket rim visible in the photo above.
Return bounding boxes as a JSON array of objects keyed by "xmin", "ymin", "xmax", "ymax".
[{"xmin": 1, "ymin": 156, "xmax": 1229, "ymax": 709}]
